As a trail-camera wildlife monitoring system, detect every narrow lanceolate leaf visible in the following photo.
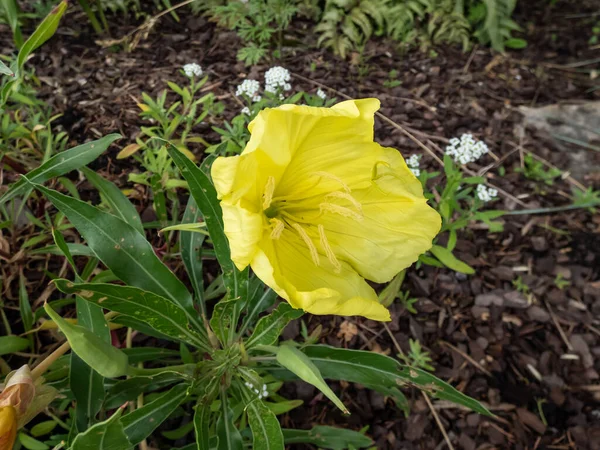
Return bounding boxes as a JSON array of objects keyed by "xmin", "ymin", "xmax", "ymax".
[
  {"xmin": 31, "ymin": 184, "xmax": 200, "ymax": 330},
  {"xmin": 0, "ymin": 336, "xmax": 30, "ymax": 356},
  {"xmin": 276, "ymin": 345, "xmax": 348, "ymax": 415},
  {"xmin": 166, "ymin": 143, "xmax": 248, "ymax": 301},
  {"xmin": 81, "ymin": 167, "xmax": 144, "ymax": 235},
  {"xmin": 16, "ymin": 0, "xmax": 68, "ymax": 69},
  {"xmin": 246, "ymin": 303, "xmax": 303, "ymax": 350},
  {"xmin": 247, "ymin": 400, "xmax": 284, "ymax": 450},
  {"xmin": 0, "ymin": 60, "xmax": 14, "ymax": 76},
  {"xmin": 71, "ymin": 298, "xmax": 110, "ymax": 432},
  {"xmin": 120, "ymin": 383, "xmax": 189, "ymax": 445},
  {"xmin": 209, "ymin": 298, "xmax": 238, "ymax": 346},
  {"xmin": 301, "ymin": 345, "xmax": 492, "ymax": 416},
  {"xmin": 239, "ymin": 279, "xmax": 277, "ymax": 336},
  {"xmin": 105, "ymin": 373, "xmax": 185, "ymax": 410},
  {"xmin": 282, "ymin": 426, "xmax": 373, "ymax": 449},
  {"xmin": 216, "ymin": 395, "xmax": 243, "ymax": 450},
  {"xmin": 180, "ymin": 197, "xmax": 206, "ymax": 310},
  {"xmin": 70, "ymin": 408, "xmax": 132, "ymax": 450},
  {"xmin": 0, "ymin": 134, "xmax": 121, "ymax": 206},
  {"xmin": 54, "ymin": 280, "xmax": 207, "ymax": 349},
  {"xmin": 430, "ymin": 245, "xmax": 475, "ymax": 275},
  {"xmin": 194, "ymin": 399, "xmax": 213, "ymax": 450},
  {"xmin": 44, "ymin": 303, "xmax": 129, "ymax": 378}
]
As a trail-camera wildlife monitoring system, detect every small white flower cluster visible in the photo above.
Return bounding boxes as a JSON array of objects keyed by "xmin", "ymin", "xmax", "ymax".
[
  {"xmin": 406, "ymin": 154, "xmax": 421, "ymax": 177},
  {"xmin": 316, "ymin": 88, "xmax": 327, "ymax": 100},
  {"xmin": 476, "ymin": 184, "xmax": 498, "ymax": 203},
  {"xmin": 241, "ymin": 106, "xmax": 251, "ymax": 115},
  {"xmin": 265, "ymin": 66, "xmax": 291, "ymax": 94},
  {"xmin": 236, "ymin": 79, "xmax": 262, "ymax": 102},
  {"xmin": 244, "ymin": 381, "xmax": 268, "ymax": 399},
  {"xmin": 445, "ymin": 134, "xmax": 489, "ymax": 165},
  {"xmin": 183, "ymin": 63, "xmax": 203, "ymax": 78}
]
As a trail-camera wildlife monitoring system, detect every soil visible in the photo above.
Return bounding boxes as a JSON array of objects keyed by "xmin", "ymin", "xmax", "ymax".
[{"xmin": 1, "ymin": 0, "xmax": 600, "ymax": 449}]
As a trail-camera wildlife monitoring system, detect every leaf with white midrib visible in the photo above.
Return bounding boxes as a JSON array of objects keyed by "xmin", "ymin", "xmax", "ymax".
[
  {"xmin": 0, "ymin": 134, "xmax": 120, "ymax": 205},
  {"xmin": 54, "ymin": 280, "xmax": 206, "ymax": 348},
  {"xmin": 121, "ymin": 383, "xmax": 189, "ymax": 445},
  {"xmin": 246, "ymin": 303, "xmax": 303, "ymax": 350},
  {"xmin": 33, "ymin": 184, "xmax": 198, "ymax": 330}
]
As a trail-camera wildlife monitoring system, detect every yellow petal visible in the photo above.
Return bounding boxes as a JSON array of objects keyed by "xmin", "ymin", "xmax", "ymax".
[
  {"xmin": 318, "ymin": 146, "xmax": 441, "ymax": 283},
  {"xmin": 251, "ymin": 231, "xmax": 391, "ymax": 321},
  {"xmin": 0, "ymin": 405, "xmax": 17, "ymax": 450},
  {"xmin": 221, "ymin": 203, "xmax": 264, "ymax": 270}
]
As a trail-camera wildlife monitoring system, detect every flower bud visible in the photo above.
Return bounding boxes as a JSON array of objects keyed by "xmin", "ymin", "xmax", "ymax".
[{"xmin": 0, "ymin": 405, "xmax": 17, "ymax": 450}]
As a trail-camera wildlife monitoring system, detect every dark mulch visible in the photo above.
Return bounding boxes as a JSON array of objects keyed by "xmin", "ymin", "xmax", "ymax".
[{"xmin": 1, "ymin": 0, "xmax": 599, "ymax": 449}]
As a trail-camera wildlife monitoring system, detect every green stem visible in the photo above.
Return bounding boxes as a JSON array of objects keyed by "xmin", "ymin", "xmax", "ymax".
[{"xmin": 504, "ymin": 201, "xmax": 599, "ymax": 215}]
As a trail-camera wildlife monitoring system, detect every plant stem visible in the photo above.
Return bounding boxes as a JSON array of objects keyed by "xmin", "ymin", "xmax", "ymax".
[
  {"xmin": 31, "ymin": 341, "xmax": 70, "ymax": 380},
  {"xmin": 504, "ymin": 201, "xmax": 599, "ymax": 215}
]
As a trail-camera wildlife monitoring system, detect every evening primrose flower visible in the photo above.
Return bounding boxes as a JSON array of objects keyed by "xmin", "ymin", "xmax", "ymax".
[
  {"xmin": 0, "ymin": 406, "xmax": 16, "ymax": 450},
  {"xmin": 212, "ymin": 99, "xmax": 440, "ymax": 321}
]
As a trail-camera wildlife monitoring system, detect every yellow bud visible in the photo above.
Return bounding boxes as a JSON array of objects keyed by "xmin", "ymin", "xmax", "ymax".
[{"xmin": 0, "ymin": 405, "xmax": 17, "ymax": 450}]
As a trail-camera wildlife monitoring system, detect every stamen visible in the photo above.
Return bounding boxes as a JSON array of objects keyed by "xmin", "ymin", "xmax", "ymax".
[
  {"xmin": 270, "ymin": 218, "xmax": 285, "ymax": 239},
  {"xmin": 325, "ymin": 191, "xmax": 363, "ymax": 212},
  {"xmin": 318, "ymin": 224, "xmax": 341, "ymax": 273},
  {"xmin": 320, "ymin": 203, "xmax": 364, "ymax": 221},
  {"xmin": 313, "ymin": 171, "xmax": 351, "ymax": 193},
  {"xmin": 291, "ymin": 222, "xmax": 319, "ymax": 266},
  {"xmin": 262, "ymin": 176, "xmax": 276, "ymax": 210}
]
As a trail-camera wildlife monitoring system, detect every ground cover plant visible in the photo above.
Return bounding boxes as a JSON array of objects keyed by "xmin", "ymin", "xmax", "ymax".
[{"xmin": 1, "ymin": 0, "xmax": 600, "ymax": 449}]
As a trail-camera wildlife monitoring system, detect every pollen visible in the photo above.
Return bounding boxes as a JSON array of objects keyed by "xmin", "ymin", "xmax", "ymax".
[{"xmin": 320, "ymin": 203, "xmax": 364, "ymax": 221}]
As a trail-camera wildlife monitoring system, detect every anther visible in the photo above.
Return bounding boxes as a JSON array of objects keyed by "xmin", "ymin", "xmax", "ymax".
[
  {"xmin": 320, "ymin": 203, "xmax": 364, "ymax": 221},
  {"xmin": 325, "ymin": 191, "xmax": 363, "ymax": 212},
  {"xmin": 318, "ymin": 224, "xmax": 341, "ymax": 273},
  {"xmin": 262, "ymin": 176, "xmax": 276, "ymax": 210},
  {"xmin": 313, "ymin": 171, "xmax": 351, "ymax": 193},
  {"xmin": 291, "ymin": 222, "xmax": 320, "ymax": 266},
  {"xmin": 270, "ymin": 219, "xmax": 285, "ymax": 240}
]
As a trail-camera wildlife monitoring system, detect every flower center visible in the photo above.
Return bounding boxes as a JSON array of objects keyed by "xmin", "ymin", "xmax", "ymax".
[{"xmin": 261, "ymin": 172, "xmax": 364, "ymax": 273}]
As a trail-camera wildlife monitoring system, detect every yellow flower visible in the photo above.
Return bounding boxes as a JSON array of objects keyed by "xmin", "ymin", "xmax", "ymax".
[
  {"xmin": 0, "ymin": 406, "xmax": 17, "ymax": 450},
  {"xmin": 212, "ymin": 99, "xmax": 441, "ymax": 321}
]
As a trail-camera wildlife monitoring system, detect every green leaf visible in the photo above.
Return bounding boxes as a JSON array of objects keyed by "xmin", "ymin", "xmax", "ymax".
[
  {"xmin": 246, "ymin": 303, "xmax": 303, "ymax": 350},
  {"xmin": 210, "ymin": 298, "xmax": 239, "ymax": 346},
  {"xmin": 430, "ymin": 245, "xmax": 475, "ymax": 274},
  {"xmin": 504, "ymin": 38, "xmax": 527, "ymax": 49},
  {"xmin": 122, "ymin": 347, "xmax": 180, "ymax": 364},
  {"xmin": 300, "ymin": 345, "xmax": 492, "ymax": 416},
  {"xmin": 276, "ymin": 345, "xmax": 348, "ymax": 415},
  {"xmin": 54, "ymin": 280, "xmax": 207, "ymax": 349},
  {"xmin": 105, "ymin": 373, "xmax": 185, "ymax": 410},
  {"xmin": 31, "ymin": 184, "xmax": 199, "ymax": 330},
  {"xmin": 0, "ymin": 59, "xmax": 14, "ymax": 76},
  {"xmin": 30, "ymin": 421, "xmax": 57, "ymax": 438},
  {"xmin": 44, "ymin": 303, "xmax": 129, "ymax": 378},
  {"xmin": 19, "ymin": 273, "xmax": 33, "ymax": 332},
  {"xmin": 247, "ymin": 399, "xmax": 284, "ymax": 450},
  {"xmin": 265, "ymin": 399, "xmax": 303, "ymax": 415},
  {"xmin": 0, "ymin": 335, "xmax": 30, "ymax": 356},
  {"xmin": 239, "ymin": 278, "xmax": 277, "ymax": 336},
  {"xmin": 0, "ymin": 134, "xmax": 121, "ymax": 206},
  {"xmin": 120, "ymin": 383, "xmax": 189, "ymax": 445},
  {"xmin": 18, "ymin": 433, "xmax": 49, "ymax": 450},
  {"xmin": 71, "ymin": 408, "xmax": 133, "ymax": 450},
  {"xmin": 194, "ymin": 399, "xmax": 213, "ymax": 450},
  {"xmin": 17, "ymin": 0, "xmax": 68, "ymax": 69},
  {"xmin": 166, "ymin": 143, "xmax": 248, "ymax": 301},
  {"xmin": 216, "ymin": 397, "xmax": 243, "ymax": 450},
  {"xmin": 282, "ymin": 426, "xmax": 373, "ymax": 449},
  {"xmin": 81, "ymin": 167, "xmax": 144, "ymax": 235},
  {"xmin": 1, "ymin": 0, "xmax": 22, "ymax": 48},
  {"xmin": 180, "ymin": 197, "xmax": 207, "ymax": 310}
]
